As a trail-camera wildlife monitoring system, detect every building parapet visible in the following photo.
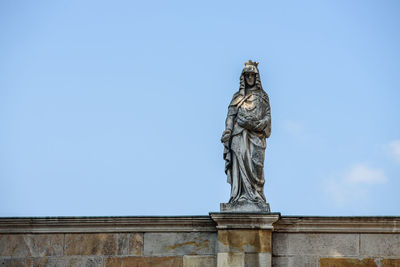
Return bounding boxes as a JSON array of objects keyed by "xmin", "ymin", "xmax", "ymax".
[{"xmin": 274, "ymin": 216, "xmax": 400, "ymax": 233}]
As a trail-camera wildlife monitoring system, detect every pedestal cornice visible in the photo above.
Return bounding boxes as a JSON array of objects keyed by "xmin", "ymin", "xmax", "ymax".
[{"xmin": 210, "ymin": 212, "xmax": 280, "ymax": 230}]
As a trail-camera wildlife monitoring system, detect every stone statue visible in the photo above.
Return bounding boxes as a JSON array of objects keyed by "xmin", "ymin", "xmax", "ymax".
[{"xmin": 220, "ymin": 60, "xmax": 271, "ymax": 212}]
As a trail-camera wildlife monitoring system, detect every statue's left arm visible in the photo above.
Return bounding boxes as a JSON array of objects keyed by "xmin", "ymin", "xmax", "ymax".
[
  {"xmin": 254, "ymin": 93, "xmax": 271, "ymax": 138},
  {"xmin": 264, "ymin": 93, "xmax": 271, "ymax": 138}
]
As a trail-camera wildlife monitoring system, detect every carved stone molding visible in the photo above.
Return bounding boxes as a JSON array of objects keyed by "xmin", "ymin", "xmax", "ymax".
[
  {"xmin": 0, "ymin": 216, "xmax": 217, "ymax": 233},
  {"xmin": 2, "ymin": 215, "xmax": 399, "ymax": 234},
  {"xmin": 274, "ymin": 216, "xmax": 400, "ymax": 233}
]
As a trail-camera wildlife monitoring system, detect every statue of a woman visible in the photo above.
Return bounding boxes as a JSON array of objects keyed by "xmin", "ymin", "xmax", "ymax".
[{"xmin": 221, "ymin": 60, "xmax": 271, "ymax": 212}]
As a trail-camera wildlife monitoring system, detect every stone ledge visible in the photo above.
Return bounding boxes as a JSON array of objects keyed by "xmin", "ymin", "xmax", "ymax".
[
  {"xmin": 210, "ymin": 213, "xmax": 280, "ymax": 230},
  {"xmin": 274, "ymin": 216, "xmax": 400, "ymax": 233},
  {"xmin": 2, "ymin": 215, "xmax": 400, "ymax": 234},
  {"xmin": 0, "ymin": 216, "xmax": 217, "ymax": 233}
]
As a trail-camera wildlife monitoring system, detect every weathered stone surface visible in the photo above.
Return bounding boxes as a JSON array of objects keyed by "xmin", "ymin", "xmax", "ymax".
[
  {"xmin": 143, "ymin": 232, "xmax": 216, "ymax": 256},
  {"xmin": 217, "ymin": 252, "xmax": 244, "ymax": 267},
  {"xmin": 65, "ymin": 257, "xmax": 103, "ymax": 267},
  {"xmin": 273, "ymin": 233, "xmax": 359, "ymax": 256},
  {"xmin": 0, "ymin": 235, "xmax": 28, "ymax": 257},
  {"xmin": 0, "ymin": 216, "xmax": 217, "ymax": 234},
  {"xmin": 183, "ymin": 255, "xmax": 216, "ymax": 267},
  {"xmin": 105, "ymin": 256, "xmax": 182, "ymax": 267},
  {"xmin": 272, "ymin": 256, "xmax": 319, "ymax": 267},
  {"xmin": 25, "ymin": 257, "xmax": 66, "ymax": 267},
  {"xmin": 0, "ymin": 234, "xmax": 63, "ymax": 257},
  {"xmin": 0, "ymin": 258, "xmax": 24, "ymax": 267},
  {"xmin": 65, "ymin": 233, "xmax": 142, "ymax": 256},
  {"xmin": 220, "ymin": 202, "xmax": 270, "ymax": 213},
  {"xmin": 381, "ymin": 259, "xmax": 400, "ymax": 267},
  {"xmin": 319, "ymin": 258, "xmax": 377, "ymax": 267},
  {"xmin": 245, "ymin": 253, "xmax": 271, "ymax": 267},
  {"xmin": 218, "ymin": 230, "xmax": 271, "ymax": 253},
  {"xmin": 104, "ymin": 257, "xmax": 122, "ymax": 267},
  {"xmin": 360, "ymin": 234, "xmax": 400, "ymax": 256},
  {"xmin": 210, "ymin": 213, "xmax": 279, "ymax": 231},
  {"xmin": 25, "ymin": 256, "xmax": 103, "ymax": 267},
  {"xmin": 273, "ymin": 216, "xmax": 400, "ymax": 233}
]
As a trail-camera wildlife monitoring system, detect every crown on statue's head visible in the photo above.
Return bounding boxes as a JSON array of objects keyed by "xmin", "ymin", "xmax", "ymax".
[
  {"xmin": 242, "ymin": 60, "xmax": 259, "ymax": 74},
  {"xmin": 244, "ymin": 60, "xmax": 259, "ymax": 68}
]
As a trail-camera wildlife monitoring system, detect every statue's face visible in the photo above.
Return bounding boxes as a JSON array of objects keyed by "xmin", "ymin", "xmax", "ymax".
[{"xmin": 245, "ymin": 72, "xmax": 255, "ymax": 87}]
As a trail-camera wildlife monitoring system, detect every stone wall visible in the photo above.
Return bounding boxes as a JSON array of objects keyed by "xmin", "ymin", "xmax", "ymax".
[
  {"xmin": 0, "ymin": 216, "xmax": 399, "ymax": 267},
  {"xmin": 273, "ymin": 233, "xmax": 400, "ymax": 266},
  {"xmin": 0, "ymin": 216, "xmax": 217, "ymax": 267},
  {"xmin": 272, "ymin": 216, "xmax": 400, "ymax": 267},
  {"xmin": 0, "ymin": 232, "xmax": 216, "ymax": 266}
]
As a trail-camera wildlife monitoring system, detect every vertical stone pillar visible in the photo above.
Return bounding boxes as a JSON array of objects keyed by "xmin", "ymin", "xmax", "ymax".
[{"xmin": 210, "ymin": 213, "xmax": 280, "ymax": 267}]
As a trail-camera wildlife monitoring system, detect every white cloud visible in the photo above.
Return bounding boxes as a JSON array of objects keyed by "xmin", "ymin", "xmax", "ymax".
[
  {"xmin": 388, "ymin": 140, "xmax": 400, "ymax": 164},
  {"xmin": 346, "ymin": 164, "xmax": 386, "ymax": 184},
  {"xmin": 323, "ymin": 163, "xmax": 387, "ymax": 206}
]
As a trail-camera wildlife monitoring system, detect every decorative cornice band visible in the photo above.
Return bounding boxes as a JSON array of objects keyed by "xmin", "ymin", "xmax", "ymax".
[
  {"xmin": 0, "ymin": 216, "xmax": 217, "ymax": 234},
  {"xmin": 1, "ymin": 216, "xmax": 399, "ymax": 234},
  {"xmin": 274, "ymin": 216, "xmax": 400, "ymax": 233}
]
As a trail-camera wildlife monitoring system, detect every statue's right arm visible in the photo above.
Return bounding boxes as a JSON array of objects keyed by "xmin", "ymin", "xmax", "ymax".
[
  {"xmin": 221, "ymin": 107, "xmax": 236, "ymax": 143},
  {"xmin": 225, "ymin": 114, "xmax": 234, "ymax": 131}
]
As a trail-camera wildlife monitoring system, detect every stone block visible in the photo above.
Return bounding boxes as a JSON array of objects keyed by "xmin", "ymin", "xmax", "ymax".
[
  {"xmin": 0, "ymin": 258, "xmax": 24, "ymax": 267},
  {"xmin": 220, "ymin": 202, "xmax": 270, "ymax": 213},
  {"xmin": 218, "ymin": 230, "xmax": 271, "ymax": 253},
  {"xmin": 319, "ymin": 258, "xmax": 377, "ymax": 267},
  {"xmin": 360, "ymin": 234, "xmax": 400, "ymax": 256},
  {"xmin": 65, "ymin": 257, "xmax": 103, "ymax": 267},
  {"xmin": 143, "ymin": 232, "xmax": 216, "ymax": 256},
  {"xmin": 104, "ymin": 257, "xmax": 123, "ymax": 267},
  {"xmin": 217, "ymin": 252, "xmax": 244, "ymax": 267},
  {"xmin": 381, "ymin": 259, "xmax": 400, "ymax": 267},
  {"xmin": 272, "ymin": 233, "xmax": 359, "ymax": 256},
  {"xmin": 0, "ymin": 234, "xmax": 63, "ymax": 257},
  {"xmin": 25, "ymin": 257, "xmax": 66, "ymax": 267},
  {"xmin": 65, "ymin": 233, "xmax": 142, "ymax": 256},
  {"xmin": 25, "ymin": 256, "xmax": 103, "ymax": 267},
  {"xmin": 105, "ymin": 256, "xmax": 183, "ymax": 267},
  {"xmin": 245, "ymin": 253, "xmax": 271, "ymax": 267},
  {"xmin": 183, "ymin": 255, "xmax": 216, "ymax": 267},
  {"xmin": 272, "ymin": 256, "xmax": 319, "ymax": 267}
]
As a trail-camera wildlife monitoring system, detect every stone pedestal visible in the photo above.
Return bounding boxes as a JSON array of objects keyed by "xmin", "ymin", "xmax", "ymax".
[
  {"xmin": 210, "ymin": 213, "xmax": 280, "ymax": 267},
  {"xmin": 220, "ymin": 201, "xmax": 270, "ymax": 213}
]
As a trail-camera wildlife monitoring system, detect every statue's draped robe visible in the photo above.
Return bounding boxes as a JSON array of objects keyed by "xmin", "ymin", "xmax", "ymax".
[{"xmin": 223, "ymin": 87, "xmax": 271, "ymax": 204}]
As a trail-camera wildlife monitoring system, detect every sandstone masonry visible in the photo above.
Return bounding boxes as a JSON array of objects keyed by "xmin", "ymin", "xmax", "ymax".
[{"xmin": 0, "ymin": 215, "xmax": 400, "ymax": 267}]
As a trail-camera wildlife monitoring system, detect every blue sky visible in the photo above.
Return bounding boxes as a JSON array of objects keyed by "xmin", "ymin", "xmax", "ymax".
[{"xmin": 1, "ymin": 0, "xmax": 399, "ymax": 216}]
